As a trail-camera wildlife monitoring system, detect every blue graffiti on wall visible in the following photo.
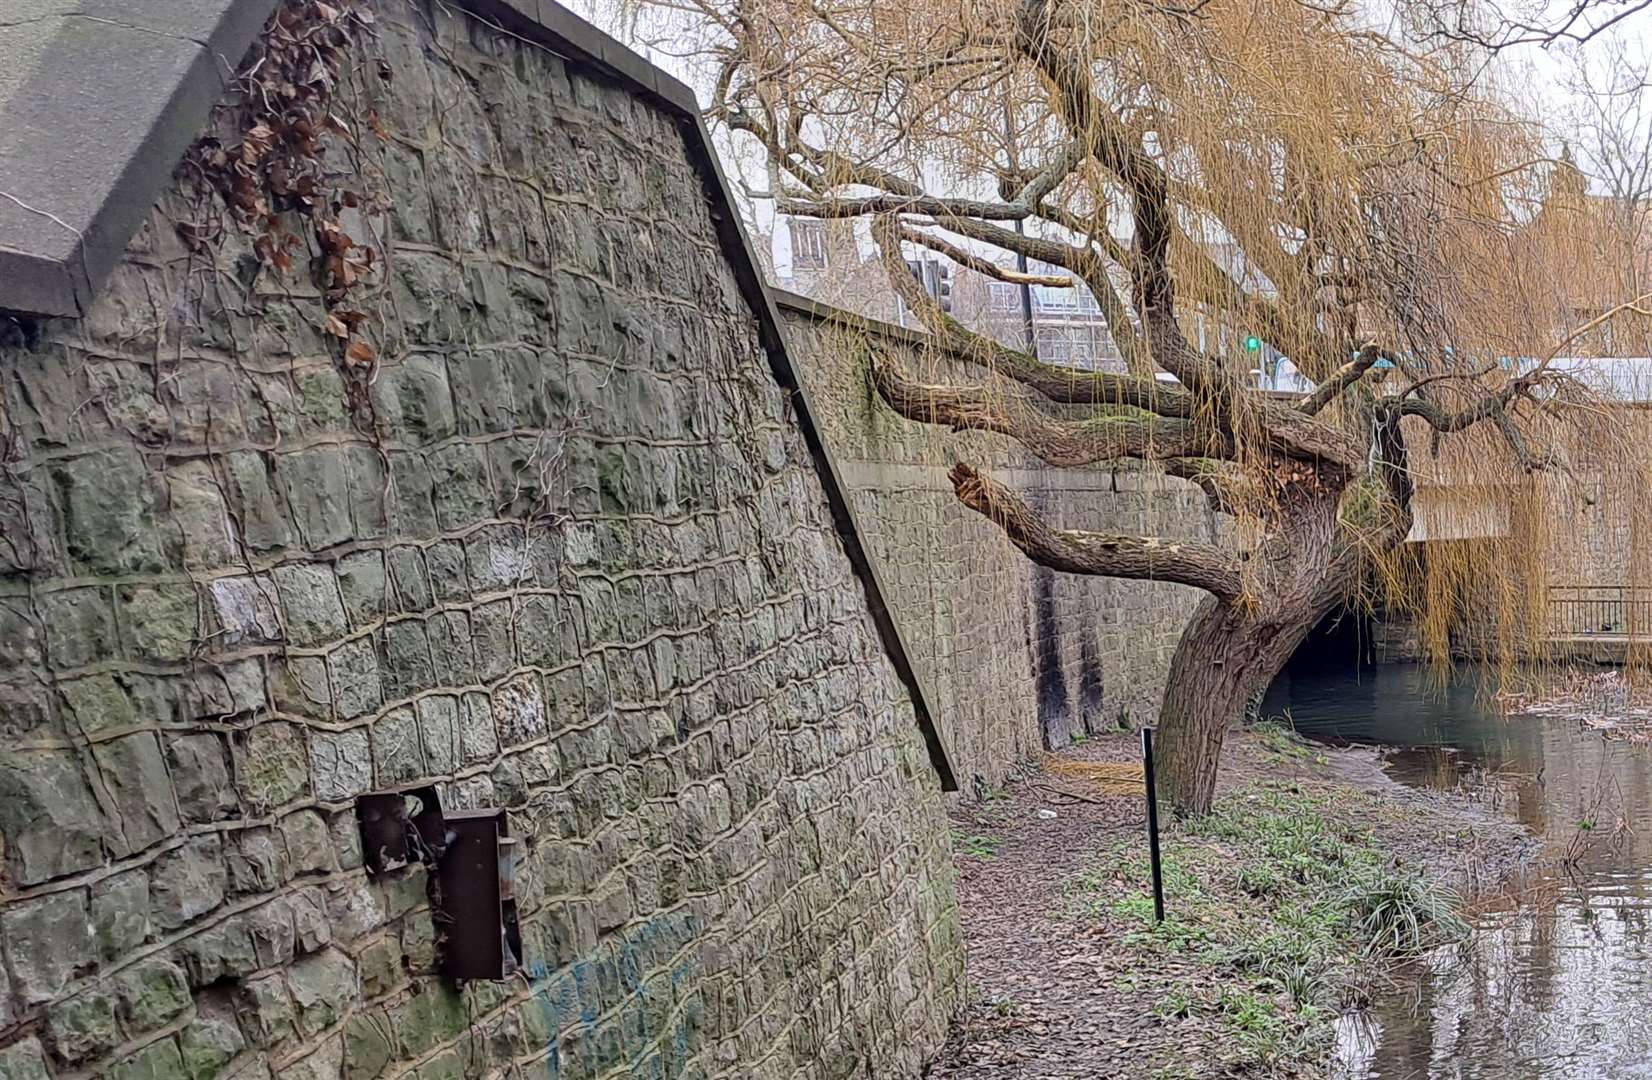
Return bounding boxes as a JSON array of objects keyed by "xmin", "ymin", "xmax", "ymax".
[{"xmin": 528, "ymin": 909, "xmax": 702, "ymax": 1077}]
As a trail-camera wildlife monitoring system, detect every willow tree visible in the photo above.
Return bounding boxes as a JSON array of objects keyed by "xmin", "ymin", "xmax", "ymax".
[{"xmin": 660, "ymin": 0, "xmax": 1648, "ymax": 812}]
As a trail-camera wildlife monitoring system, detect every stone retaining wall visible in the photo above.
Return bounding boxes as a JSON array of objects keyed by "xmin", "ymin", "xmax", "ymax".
[
  {"xmin": 0, "ymin": 3, "xmax": 960, "ymax": 1077},
  {"xmin": 778, "ymin": 300, "xmax": 1220, "ymax": 793}
]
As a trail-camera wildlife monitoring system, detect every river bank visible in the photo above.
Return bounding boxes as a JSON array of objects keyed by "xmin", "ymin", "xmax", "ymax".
[{"xmin": 927, "ymin": 726, "xmax": 1535, "ymax": 1079}]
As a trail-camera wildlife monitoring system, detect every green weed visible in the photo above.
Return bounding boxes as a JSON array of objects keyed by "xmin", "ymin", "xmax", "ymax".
[
  {"xmin": 1253, "ymin": 718, "xmax": 1312, "ymax": 760},
  {"xmin": 953, "ymin": 832, "xmax": 1000, "ymax": 859}
]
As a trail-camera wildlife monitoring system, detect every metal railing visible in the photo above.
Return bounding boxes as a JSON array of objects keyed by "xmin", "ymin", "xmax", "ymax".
[{"xmin": 1548, "ymin": 585, "xmax": 1652, "ymax": 636}]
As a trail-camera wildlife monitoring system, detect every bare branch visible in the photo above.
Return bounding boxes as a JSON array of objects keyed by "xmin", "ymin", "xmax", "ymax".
[
  {"xmin": 897, "ymin": 226, "xmax": 1074, "ymax": 287},
  {"xmin": 870, "ymin": 217, "xmax": 1188, "ymax": 415},
  {"xmin": 870, "ymin": 354, "xmax": 1227, "ymax": 464},
  {"xmin": 948, "ymin": 463, "xmax": 1246, "ymax": 602}
]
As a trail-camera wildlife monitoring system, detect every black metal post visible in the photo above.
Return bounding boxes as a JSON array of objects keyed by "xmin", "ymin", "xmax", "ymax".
[{"xmin": 1142, "ymin": 727, "xmax": 1166, "ymax": 923}]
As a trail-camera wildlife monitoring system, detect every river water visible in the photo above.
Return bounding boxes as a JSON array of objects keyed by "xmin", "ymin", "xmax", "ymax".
[{"xmin": 1261, "ymin": 662, "xmax": 1652, "ymax": 1079}]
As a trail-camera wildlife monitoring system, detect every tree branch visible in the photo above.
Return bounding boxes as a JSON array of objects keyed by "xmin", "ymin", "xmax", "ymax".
[
  {"xmin": 1298, "ymin": 343, "xmax": 1387, "ymax": 414},
  {"xmin": 871, "ymin": 216, "xmax": 1191, "ymax": 415},
  {"xmin": 870, "ymin": 353, "xmax": 1229, "ymax": 464},
  {"xmin": 949, "ymin": 463, "xmax": 1246, "ymax": 602},
  {"xmin": 897, "ymin": 226, "xmax": 1075, "ymax": 287}
]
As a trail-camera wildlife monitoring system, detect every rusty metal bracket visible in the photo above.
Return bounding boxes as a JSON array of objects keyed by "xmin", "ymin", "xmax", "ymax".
[{"xmin": 433, "ymin": 808, "xmax": 523, "ymax": 981}]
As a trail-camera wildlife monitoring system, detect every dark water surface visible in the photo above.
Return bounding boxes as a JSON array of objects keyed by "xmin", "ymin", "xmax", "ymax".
[{"xmin": 1261, "ymin": 663, "xmax": 1652, "ymax": 1080}]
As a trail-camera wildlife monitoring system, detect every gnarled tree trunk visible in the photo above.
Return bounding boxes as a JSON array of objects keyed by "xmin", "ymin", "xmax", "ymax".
[
  {"xmin": 1156, "ymin": 597, "xmax": 1323, "ymax": 813},
  {"xmin": 1156, "ymin": 490, "xmax": 1351, "ymax": 814}
]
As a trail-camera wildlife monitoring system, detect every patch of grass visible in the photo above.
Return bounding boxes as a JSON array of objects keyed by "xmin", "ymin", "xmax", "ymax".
[
  {"xmin": 1154, "ymin": 989, "xmax": 1194, "ymax": 1019},
  {"xmin": 1065, "ymin": 781, "xmax": 1468, "ymax": 1074},
  {"xmin": 1253, "ymin": 717, "xmax": 1312, "ymax": 760},
  {"xmin": 952, "ymin": 831, "xmax": 1001, "ymax": 859},
  {"xmin": 1344, "ymin": 870, "xmax": 1466, "ymax": 956}
]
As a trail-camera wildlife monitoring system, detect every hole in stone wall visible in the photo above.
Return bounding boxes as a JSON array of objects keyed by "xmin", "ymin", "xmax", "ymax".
[{"xmin": 355, "ymin": 785, "xmax": 444, "ymax": 875}]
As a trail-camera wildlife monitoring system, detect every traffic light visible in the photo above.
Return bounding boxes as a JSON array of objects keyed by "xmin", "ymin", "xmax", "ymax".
[
  {"xmin": 904, "ymin": 259, "xmax": 953, "ymax": 313},
  {"xmin": 1243, "ymin": 334, "xmax": 1262, "ymax": 352}
]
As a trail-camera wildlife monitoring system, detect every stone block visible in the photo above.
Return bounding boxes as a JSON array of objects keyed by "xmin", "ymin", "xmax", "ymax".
[
  {"xmin": 415, "ymin": 695, "xmax": 460, "ymax": 774},
  {"xmin": 237, "ymin": 721, "xmax": 311, "ymax": 812},
  {"xmin": 227, "ymin": 828, "xmax": 286, "ymax": 895},
  {"xmin": 281, "ymin": 809, "xmax": 335, "ymax": 877},
  {"xmin": 235, "ymin": 973, "xmax": 295, "ymax": 1047},
  {"xmin": 428, "ymin": 610, "xmax": 476, "ymax": 684},
  {"xmin": 116, "ymin": 957, "xmax": 192, "ymax": 1032},
  {"xmin": 472, "ymin": 599, "xmax": 515, "ymax": 681},
  {"xmin": 356, "ymin": 938, "xmax": 401, "ymax": 999},
  {"xmin": 222, "ymin": 450, "xmax": 295, "ymax": 552},
  {"xmin": 343, "ymin": 445, "xmax": 390, "ymax": 539},
  {"xmin": 248, "ymin": 899, "xmax": 297, "ymax": 969},
  {"xmin": 0, "ymin": 1038, "xmax": 52, "ymax": 1080},
  {"xmin": 379, "ymin": 619, "xmax": 434, "ymax": 700},
  {"xmin": 178, "ymin": 915, "xmax": 258, "ymax": 988},
  {"xmin": 271, "ymin": 563, "xmax": 348, "ymax": 647},
  {"xmin": 90, "ymin": 870, "xmax": 151, "ymax": 963},
  {"xmin": 344, "ymin": 1010, "xmax": 394, "ymax": 1077},
  {"xmin": 374, "ymin": 354, "xmax": 456, "ymax": 443},
  {"xmin": 179, "ymin": 1012, "xmax": 246, "ymax": 1080},
  {"xmin": 208, "ymin": 575, "xmax": 284, "ymax": 647},
  {"xmin": 459, "ymin": 691, "xmax": 498, "ymax": 764},
  {"xmin": 387, "ymin": 546, "xmax": 433, "ymax": 611},
  {"xmin": 47, "ymin": 985, "xmax": 121, "ymax": 1062},
  {"xmin": 40, "ymin": 586, "xmax": 117, "ymax": 669},
  {"xmin": 118, "ymin": 582, "xmax": 200, "ymax": 662},
  {"xmin": 57, "ymin": 672, "xmax": 136, "ymax": 733},
  {"xmin": 417, "ymin": 1050, "xmax": 465, "ymax": 1080},
  {"xmin": 371, "ymin": 706, "xmax": 423, "ymax": 786},
  {"xmin": 179, "ymin": 658, "xmax": 267, "ymax": 721},
  {"xmin": 494, "ymin": 672, "xmax": 547, "ymax": 747},
  {"xmin": 106, "ymin": 1038, "xmax": 186, "ymax": 1080},
  {"xmin": 427, "ymin": 443, "xmax": 492, "ymax": 531},
  {"xmin": 150, "ymin": 835, "xmax": 227, "ymax": 930},
  {"xmin": 0, "ymin": 600, "xmax": 43, "ymax": 673},
  {"xmin": 52, "ymin": 448, "xmax": 179, "ymax": 574},
  {"xmin": 425, "ymin": 541, "xmax": 470, "ymax": 602},
  {"xmin": 336, "ymin": 550, "xmax": 389, "ymax": 627},
  {"xmin": 168, "ymin": 464, "xmax": 239, "ymax": 570},
  {"xmin": 487, "ymin": 434, "xmax": 549, "ymax": 517},
  {"xmin": 0, "ymin": 748, "xmax": 106, "ymax": 884},
  {"xmin": 311, "ymin": 727, "xmax": 372, "ymax": 801},
  {"xmin": 287, "ymin": 949, "xmax": 358, "ymax": 1035},
  {"xmin": 273, "ymin": 448, "xmax": 351, "ymax": 551},
  {"xmin": 1, "ymin": 890, "xmax": 94, "ymax": 1005},
  {"xmin": 386, "ymin": 450, "xmax": 440, "ymax": 539},
  {"xmin": 93, "ymin": 732, "xmax": 182, "ymax": 852},
  {"xmin": 330, "ymin": 811, "xmax": 365, "ymax": 873},
  {"xmin": 290, "ymin": 887, "xmax": 332, "ymax": 955},
  {"xmin": 329, "ymin": 637, "xmax": 383, "ymax": 720},
  {"xmin": 447, "ymin": 350, "xmax": 516, "ymax": 435},
  {"xmin": 168, "ymin": 733, "xmax": 238, "ymax": 822},
  {"xmin": 265, "ymin": 656, "xmax": 330, "ymax": 724},
  {"xmin": 465, "ymin": 526, "xmax": 530, "ymax": 593}
]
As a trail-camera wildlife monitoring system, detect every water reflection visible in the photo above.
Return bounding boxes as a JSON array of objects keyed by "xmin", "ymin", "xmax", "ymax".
[{"xmin": 1262, "ymin": 663, "xmax": 1652, "ymax": 1079}]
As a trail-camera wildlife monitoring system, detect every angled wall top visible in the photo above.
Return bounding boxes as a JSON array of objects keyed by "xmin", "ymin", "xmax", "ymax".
[{"xmin": 0, "ymin": 0, "xmax": 280, "ymax": 315}]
